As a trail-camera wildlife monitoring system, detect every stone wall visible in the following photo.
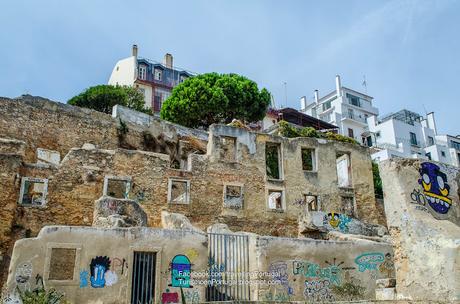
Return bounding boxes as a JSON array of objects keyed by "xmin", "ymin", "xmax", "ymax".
[{"xmin": 379, "ymin": 158, "xmax": 460, "ymax": 302}]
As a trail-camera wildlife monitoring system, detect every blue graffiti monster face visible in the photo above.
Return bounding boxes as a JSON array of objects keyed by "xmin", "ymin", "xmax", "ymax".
[{"xmin": 418, "ymin": 162, "xmax": 451, "ymax": 214}]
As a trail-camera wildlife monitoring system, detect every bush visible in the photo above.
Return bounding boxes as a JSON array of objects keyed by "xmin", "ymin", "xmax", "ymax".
[
  {"xmin": 15, "ymin": 275, "xmax": 70, "ymax": 304},
  {"xmin": 277, "ymin": 120, "xmax": 359, "ymax": 145},
  {"xmin": 68, "ymin": 85, "xmax": 149, "ymax": 115}
]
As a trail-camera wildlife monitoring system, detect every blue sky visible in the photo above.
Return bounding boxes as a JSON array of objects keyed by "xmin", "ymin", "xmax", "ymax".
[{"xmin": 0, "ymin": 0, "xmax": 459, "ymax": 134}]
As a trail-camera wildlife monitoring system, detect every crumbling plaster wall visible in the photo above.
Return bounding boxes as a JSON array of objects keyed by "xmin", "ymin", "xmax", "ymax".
[
  {"xmin": 4, "ymin": 225, "xmax": 393, "ymax": 303},
  {"xmin": 252, "ymin": 235, "xmax": 394, "ymax": 302},
  {"xmin": 5, "ymin": 226, "xmax": 208, "ymax": 304},
  {"xmin": 379, "ymin": 159, "xmax": 460, "ymax": 302}
]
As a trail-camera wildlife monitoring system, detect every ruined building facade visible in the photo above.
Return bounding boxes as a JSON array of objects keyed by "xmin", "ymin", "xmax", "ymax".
[{"xmin": 0, "ymin": 95, "xmax": 458, "ymax": 303}]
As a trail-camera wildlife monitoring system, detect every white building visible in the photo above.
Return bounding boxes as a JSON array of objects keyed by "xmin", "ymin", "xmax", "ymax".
[
  {"xmin": 366, "ymin": 109, "xmax": 460, "ymax": 167},
  {"xmin": 302, "ymin": 75, "xmax": 379, "ymax": 143},
  {"xmin": 108, "ymin": 45, "xmax": 193, "ymax": 112}
]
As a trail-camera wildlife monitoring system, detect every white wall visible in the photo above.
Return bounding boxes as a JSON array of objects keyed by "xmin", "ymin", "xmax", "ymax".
[{"xmin": 108, "ymin": 56, "xmax": 136, "ymax": 86}]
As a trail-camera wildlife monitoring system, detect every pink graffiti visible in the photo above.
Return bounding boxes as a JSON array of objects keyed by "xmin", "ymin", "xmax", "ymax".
[{"xmin": 162, "ymin": 291, "xmax": 179, "ymax": 304}]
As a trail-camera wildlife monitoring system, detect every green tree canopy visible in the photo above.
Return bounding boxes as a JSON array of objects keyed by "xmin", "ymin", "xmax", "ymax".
[
  {"xmin": 68, "ymin": 85, "xmax": 148, "ymax": 114},
  {"xmin": 160, "ymin": 73, "xmax": 271, "ymax": 128}
]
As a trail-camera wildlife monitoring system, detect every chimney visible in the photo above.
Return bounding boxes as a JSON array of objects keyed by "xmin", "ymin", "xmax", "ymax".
[
  {"xmin": 132, "ymin": 44, "xmax": 138, "ymax": 58},
  {"xmin": 163, "ymin": 53, "xmax": 173, "ymax": 68},
  {"xmin": 426, "ymin": 112, "xmax": 437, "ymax": 134},
  {"xmin": 335, "ymin": 75, "xmax": 342, "ymax": 97},
  {"xmin": 314, "ymin": 90, "xmax": 319, "ymax": 103},
  {"xmin": 300, "ymin": 96, "xmax": 307, "ymax": 110}
]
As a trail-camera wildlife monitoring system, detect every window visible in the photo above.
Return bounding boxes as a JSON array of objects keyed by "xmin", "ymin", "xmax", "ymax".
[
  {"xmin": 304, "ymin": 195, "xmax": 318, "ymax": 211},
  {"xmin": 428, "ymin": 136, "xmax": 434, "ymax": 146},
  {"xmin": 451, "ymin": 141, "xmax": 460, "ymax": 150},
  {"xmin": 168, "ymin": 179, "xmax": 190, "ymax": 204},
  {"xmin": 224, "ymin": 185, "xmax": 243, "ymax": 209},
  {"xmin": 322, "ymin": 100, "xmax": 332, "ymax": 112},
  {"xmin": 154, "ymin": 69, "xmax": 162, "ymax": 81},
  {"xmin": 347, "ymin": 93, "xmax": 361, "ymax": 107},
  {"xmin": 221, "ymin": 136, "xmax": 237, "ymax": 162},
  {"xmin": 301, "ymin": 148, "xmax": 315, "ymax": 171},
  {"xmin": 376, "ymin": 131, "xmax": 381, "ymax": 138},
  {"xmin": 426, "ymin": 152, "xmax": 432, "ymax": 160},
  {"xmin": 131, "ymin": 252, "xmax": 157, "ymax": 304},
  {"xmin": 103, "ymin": 176, "xmax": 131, "ymax": 199},
  {"xmin": 138, "ymin": 65, "xmax": 147, "ymax": 80},
  {"xmin": 268, "ymin": 189, "xmax": 284, "ymax": 211},
  {"xmin": 48, "ymin": 248, "xmax": 77, "ymax": 280},
  {"xmin": 19, "ymin": 177, "xmax": 48, "ymax": 206},
  {"xmin": 336, "ymin": 153, "xmax": 352, "ymax": 187},
  {"xmin": 441, "ymin": 151, "xmax": 446, "ymax": 157},
  {"xmin": 366, "ymin": 136, "xmax": 373, "ymax": 147},
  {"xmin": 180, "ymin": 75, "xmax": 188, "ymax": 83},
  {"xmin": 347, "ymin": 108, "xmax": 354, "ymax": 120},
  {"xmin": 410, "ymin": 132, "xmax": 418, "ymax": 146},
  {"xmin": 348, "ymin": 128, "xmax": 354, "ymax": 138},
  {"xmin": 266, "ymin": 143, "xmax": 282, "ymax": 180}
]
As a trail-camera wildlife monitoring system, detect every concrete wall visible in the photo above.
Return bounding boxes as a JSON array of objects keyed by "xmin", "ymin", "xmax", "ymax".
[
  {"xmin": 379, "ymin": 158, "xmax": 460, "ymax": 302},
  {"xmin": 253, "ymin": 235, "xmax": 393, "ymax": 302},
  {"xmin": 3, "ymin": 226, "xmax": 393, "ymax": 303},
  {"xmin": 4, "ymin": 226, "xmax": 208, "ymax": 304}
]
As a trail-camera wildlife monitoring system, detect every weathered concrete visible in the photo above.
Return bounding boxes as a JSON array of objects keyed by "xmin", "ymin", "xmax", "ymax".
[
  {"xmin": 379, "ymin": 159, "xmax": 460, "ymax": 302},
  {"xmin": 3, "ymin": 224, "xmax": 394, "ymax": 303}
]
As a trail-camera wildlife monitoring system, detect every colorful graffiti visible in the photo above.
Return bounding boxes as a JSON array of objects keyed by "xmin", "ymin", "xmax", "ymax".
[
  {"xmin": 354, "ymin": 252, "xmax": 384, "ymax": 272},
  {"xmin": 90, "ymin": 256, "xmax": 111, "ymax": 288},
  {"xmin": 183, "ymin": 290, "xmax": 200, "ymax": 303},
  {"xmin": 171, "ymin": 255, "xmax": 191, "ymax": 288},
  {"xmin": 410, "ymin": 189, "xmax": 429, "ymax": 211},
  {"xmin": 269, "ymin": 261, "xmax": 293, "ymax": 295},
  {"xmin": 264, "ymin": 290, "xmax": 291, "ymax": 302},
  {"xmin": 185, "ymin": 248, "xmax": 199, "ymax": 262},
  {"xmin": 292, "ymin": 261, "xmax": 342, "ymax": 285},
  {"xmin": 304, "ymin": 279, "xmax": 334, "ymax": 302},
  {"xmin": 162, "ymin": 289, "xmax": 179, "ymax": 304},
  {"xmin": 79, "ymin": 270, "xmax": 89, "ymax": 288},
  {"xmin": 418, "ymin": 162, "xmax": 452, "ymax": 214},
  {"xmin": 323, "ymin": 213, "xmax": 352, "ymax": 233}
]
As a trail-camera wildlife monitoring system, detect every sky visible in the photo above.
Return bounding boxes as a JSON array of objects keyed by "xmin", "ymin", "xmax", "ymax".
[{"xmin": 0, "ymin": 0, "xmax": 459, "ymax": 135}]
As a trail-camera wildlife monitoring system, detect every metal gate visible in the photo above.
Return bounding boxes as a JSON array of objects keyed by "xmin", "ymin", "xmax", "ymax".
[
  {"xmin": 131, "ymin": 251, "xmax": 157, "ymax": 304},
  {"xmin": 207, "ymin": 233, "xmax": 250, "ymax": 301}
]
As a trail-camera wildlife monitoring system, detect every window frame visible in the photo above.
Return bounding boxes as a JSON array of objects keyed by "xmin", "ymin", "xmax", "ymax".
[
  {"xmin": 409, "ymin": 132, "xmax": 418, "ymax": 146},
  {"xmin": 223, "ymin": 183, "xmax": 244, "ymax": 209},
  {"xmin": 301, "ymin": 148, "xmax": 316, "ymax": 172},
  {"xmin": 265, "ymin": 142, "xmax": 283, "ymax": 181},
  {"xmin": 168, "ymin": 178, "xmax": 191, "ymax": 205},
  {"xmin": 138, "ymin": 65, "xmax": 147, "ymax": 80},
  {"xmin": 44, "ymin": 243, "xmax": 82, "ymax": 286},
  {"xmin": 18, "ymin": 177, "xmax": 48, "ymax": 207},
  {"xmin": 267, "ymin": 188, "xmax": 285, "ymax": 212},
  {"xmin": 103, "ymin": 176, "xmax": 132, "ymax": 199}
]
